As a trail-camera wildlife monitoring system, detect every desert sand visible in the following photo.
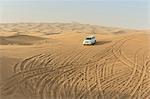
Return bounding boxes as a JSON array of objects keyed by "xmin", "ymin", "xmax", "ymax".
[{"xmin": 0, "ymin": 23, "xmax": 150, "ymax": 99}]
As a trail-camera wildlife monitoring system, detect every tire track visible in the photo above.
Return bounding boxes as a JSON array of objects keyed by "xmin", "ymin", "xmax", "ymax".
[
  {"xmin": 2, "ymin": 63, "xmax": 81, "ymax": 94},
  {"xmin": 53, "ymin": 48, "xmax": 78, "ymax": 66},
  {"xmin": 52, "ymin": 71, "xmax": 84, "ymax": 99},
  {"xmin": 130, "ymin": 60, "xmax": 150, "ymax": 97},
  {"xmin": 119, "ymin": 48, "xmax": 142, "ymax": 93},
  {"xmin": 102, "ymin": 71, "xmax": 131, "ymax": 91},
  {"xmin": 95, "ymin": 64, "xmax": 104, "ymax": 99},
  {"xmin": 38, "ymin": 67, "xmax": 81, "ymax": 99},
  {"xmin": 19, "ymin": 54, "xmax": 43, "ymax": 71},
  {"xmin": 84, "ymin": 65, "xmax": 92, "ymax": 99},
  {"xmin": 69, "ymin": 73, "xmax": 84, "ymax": 99},
  {"xmin": 24, "ymin": 54, "xmax": 51, "ymax": 70},
  {"xmin": 51, "ymin": 69, "xmax": 79, "ymax": 98},
  {"xmin": 141, "ymin": 78, "xmax": 150, "ymax": 98},
  {"xmin": 114, "ymin": 48, "xmax": 150, "ymax": 78}
]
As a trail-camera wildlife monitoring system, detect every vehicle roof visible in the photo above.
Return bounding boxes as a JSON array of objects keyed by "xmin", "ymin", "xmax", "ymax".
[{"xmin": 86, "ymin": 35, "xmax": 95, "ymax": 38}]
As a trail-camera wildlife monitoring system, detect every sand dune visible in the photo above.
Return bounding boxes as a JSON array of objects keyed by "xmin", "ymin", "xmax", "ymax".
[
  {"xmin": 0, "ymin": 23, "xmax": 139, "ymax": 37},
  {"xmin": 0, "ymin": 23, "xmax": 150, "ymax": 99},
  {"xmin": 0, "ymin": 35, "xmax": 46, "ymax": 45}
]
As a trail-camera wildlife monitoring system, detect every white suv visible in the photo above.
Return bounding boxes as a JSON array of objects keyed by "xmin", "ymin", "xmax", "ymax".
[{"xmin": 83, "ymin": 35, "xmax": 96, "ymax": 45}]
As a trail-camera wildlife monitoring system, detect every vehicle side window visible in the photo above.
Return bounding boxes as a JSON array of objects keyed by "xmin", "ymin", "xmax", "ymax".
[
  {"xmin": 86, "ymin": 38, "xmax": 91, "ymax": 40},
  {"xmin": 92, "ymin": 37, "xmax": 95, "ymax": 39}
]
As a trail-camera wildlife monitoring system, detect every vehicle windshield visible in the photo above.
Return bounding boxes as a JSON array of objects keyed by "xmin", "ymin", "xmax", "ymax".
[{"xmin": 85, "ymin": 38, "xmax": 92, "ymax": 40}]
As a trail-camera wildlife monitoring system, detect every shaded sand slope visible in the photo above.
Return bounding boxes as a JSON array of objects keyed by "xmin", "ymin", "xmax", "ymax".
[
  {"xmin": 0, "ymin": 57, "xmax": 21, "ymax": 83},
  {"xmin": 0, "ymin": 23, "xmax": 150, "ymax": 99},
  {"xmin": 0, "ymin": 35, "xmax": 46, "ymax": 45}
]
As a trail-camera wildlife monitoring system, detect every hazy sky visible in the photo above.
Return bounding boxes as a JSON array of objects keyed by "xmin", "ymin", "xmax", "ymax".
[{"xmin": 0, "ymin": 0, "xmax": 149, "ymax": 29}]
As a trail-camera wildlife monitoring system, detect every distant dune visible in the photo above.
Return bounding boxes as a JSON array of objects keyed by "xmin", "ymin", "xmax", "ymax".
[
  {"xmin": 0, "ymin": 23, "xmax": 140, "ymax": 37},
  {"xmin": 0, "ymin": 35, "xmax": 46, "ymax": 45},
  {"xmin": 0, "ymin": 23, "xmax": 150, "ymax": 99}
]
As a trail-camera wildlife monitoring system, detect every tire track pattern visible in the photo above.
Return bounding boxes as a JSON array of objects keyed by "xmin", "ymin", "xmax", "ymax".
[{"xmin": 1, "ymin": 36, "xmax": 150, "ymax": 99}]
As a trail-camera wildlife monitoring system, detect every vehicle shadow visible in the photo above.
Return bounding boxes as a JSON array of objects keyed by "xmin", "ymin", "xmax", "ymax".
[{"xmin": 95, "ymin": 41, "xmax": 111, "ymax": 45}]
